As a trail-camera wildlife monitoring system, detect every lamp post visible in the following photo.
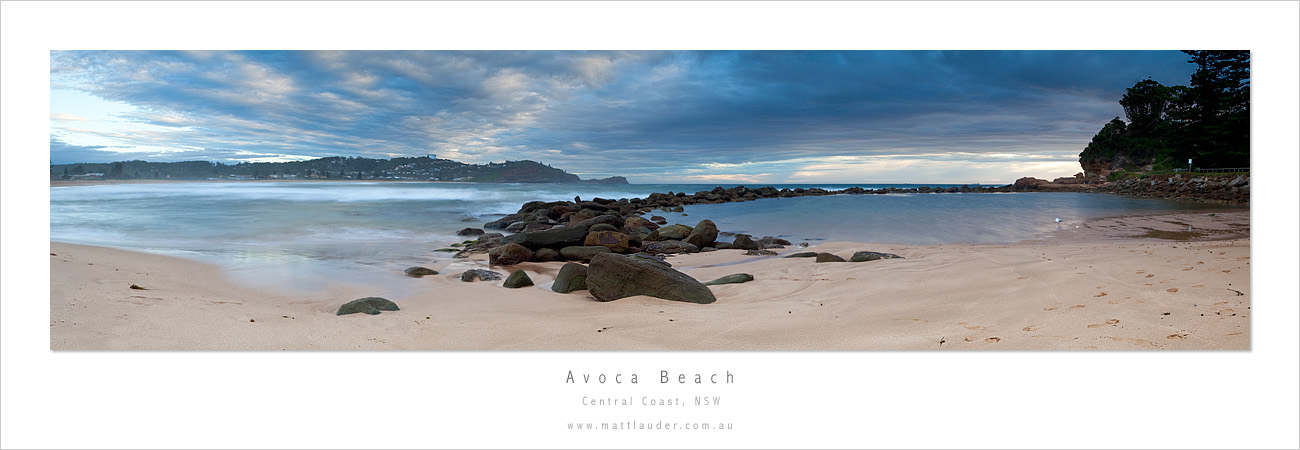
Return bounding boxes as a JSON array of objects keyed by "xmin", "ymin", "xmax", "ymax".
[{"xmin": 1188, "ymin": 158, "xmax": 1193, "ymax": 173}]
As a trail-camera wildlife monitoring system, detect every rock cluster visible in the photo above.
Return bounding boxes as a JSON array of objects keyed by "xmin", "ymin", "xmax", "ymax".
[
  {"xmin": 1096, "ymin": 174, "xmax": 1249, "ymax": 203},
  {"xmin": 1008, "ymin": 173, "xmax": 1248, "ymax": 203}
]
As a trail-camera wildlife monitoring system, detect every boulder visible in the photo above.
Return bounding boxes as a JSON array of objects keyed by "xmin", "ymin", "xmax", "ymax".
[
  {"xmin": 583, "ymin": 230, "xmax": 632, "ymax": 253},
  {"xmin": 784, "ymin": 252, "xmax": 819, "ymax": 258},
  {"xmin": 586, "ymin": 253, "xmax": 717, "ymax": 304},
  {"xmin": 703, "ymin": 273, "xmax": 754, "ymax": 286},
  {"xmin": 685, "ymin": 219, "xmax": 719, "ymax": 248},
  {"xmin": 641, "ymin": 240, "xmax": 700, "ymax": 255},
  {"xmin": 628, "ymin": 252, "xmax": 671, "ymax": 267},
  {"xmin": 456, "ymin": 227, "xmax": 485, "ymax": 236},
  {"xmin": 560, "ymin": 245, "xmax": 612, "ymax": 262},
  {"xmin": 501, "ymin": 225, "xmax": 588, "ymax": 250},
  {"xmin": 532, "ymin": 248, "xmax": 561, "ymax": 262},
  {"xmin": 503, "ymin": 270, "xmax": 534, "ymax": 288},
  {"xmin": 646, "ymin": 224, "xmax": 693, "ymax": 241},
  {"xmin": 850, "ymin": 251, "xmax": 904, "ymax": 262},
  {"xmin": 551, "ymin": 262, "xmax": 589, "ymax": 293},
  {"xmin": 461, "ymin": 269, "xmax": 503, "ymax": 282},
  {"xmin": 489, "ymin": 242, "xmax": 534, "ymax": 266},
  {"xmin": 404, "ymin": 266, "xmax": 439, "ymax": 277},
  {"xmin": 625, "ymin": 216, "xmax": 659, "ymax": 233},
  {"xmin": 757, "ymin": 236, "xmax": 792, "ymax": 248},
  {"xmin": 732, "ymin": 234, "xmax": 760, "ymax": 250},
  {"xmin": 650, "ymin": 215, "xmax": 668, "ymax": 225},
  {"xmin": 572, "ymin": 214, "xmax": 626, "ymax": 231},
  {"xmin": 815, "ymin": 253, "xmax": 846, "ymax": 263},
  {"xmin": 589, "ymin": 223, "xmax": 619, "ymax": 232},
  {"xmin": 745, "ymin": 249, "xmax": 777, "ymax": 256},
  {"xmin": 336, "ymin": 297, "xmax": 400, "ymax": 316}
]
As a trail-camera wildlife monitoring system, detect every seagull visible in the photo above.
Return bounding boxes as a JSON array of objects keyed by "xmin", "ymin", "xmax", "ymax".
[{"xmin": 1055, "ymin": 217, "xmax": 1062, "ymax": 229}]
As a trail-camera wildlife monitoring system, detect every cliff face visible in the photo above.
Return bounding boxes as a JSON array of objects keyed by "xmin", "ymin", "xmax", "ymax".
[{"xmin": 1077, "ymin": 118, "xmax": 1161, "ymax": 179}]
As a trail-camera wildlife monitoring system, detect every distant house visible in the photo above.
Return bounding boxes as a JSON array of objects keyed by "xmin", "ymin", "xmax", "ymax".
[{"xmin": 69, "ymin": 173, "xmax": 104, "ymax": 180}]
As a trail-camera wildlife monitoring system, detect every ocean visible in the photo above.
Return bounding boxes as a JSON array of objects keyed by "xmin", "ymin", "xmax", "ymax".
[{"xmin": 49, "ymin": 181, "xmax": 1232, "ymax": 296}]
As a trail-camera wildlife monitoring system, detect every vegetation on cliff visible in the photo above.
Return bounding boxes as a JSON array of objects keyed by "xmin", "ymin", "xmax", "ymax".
[{"xmin": 1079, "ymin": 51, "xmax": 1250, "ymax": 176}]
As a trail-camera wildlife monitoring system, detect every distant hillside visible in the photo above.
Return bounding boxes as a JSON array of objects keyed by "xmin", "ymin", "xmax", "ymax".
[{"xmin": 49, "ymin": 156, "xmax": 628, "ymax": 184}]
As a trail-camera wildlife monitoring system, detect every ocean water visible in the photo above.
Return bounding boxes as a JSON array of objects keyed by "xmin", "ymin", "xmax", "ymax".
[{"xmin": 50, "ymin": 181, "xmax": 1231, "ymax": 295}]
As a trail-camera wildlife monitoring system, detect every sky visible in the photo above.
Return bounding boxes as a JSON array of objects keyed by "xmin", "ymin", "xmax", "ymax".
[{"xmin": 49, "ymin": 50, "xmax": 1198, "ymax": 184}]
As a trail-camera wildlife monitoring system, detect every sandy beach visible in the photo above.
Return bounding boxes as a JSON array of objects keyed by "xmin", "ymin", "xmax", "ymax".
[{"xmin": 48, "ymin": 210, "xmax": 1250, "ymax": 351}]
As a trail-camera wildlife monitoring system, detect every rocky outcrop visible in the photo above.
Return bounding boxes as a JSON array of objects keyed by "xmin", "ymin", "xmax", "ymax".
[
  {"xmin": 336, "ymin": 297, "xmax": 400, "ymax": 316},
  {"xmin": 586, "ymin": 253, "xmax": 716, "ymax": 304},
  {"xmin": 1096, "ymin": 174, "xmax": 1249, "ymax": 203}
]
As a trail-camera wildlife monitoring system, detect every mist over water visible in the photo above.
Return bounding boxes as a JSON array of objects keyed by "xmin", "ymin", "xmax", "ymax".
[{"xmin": 51, "ymin": 182, "xmax": 1227, "ymax": 295}]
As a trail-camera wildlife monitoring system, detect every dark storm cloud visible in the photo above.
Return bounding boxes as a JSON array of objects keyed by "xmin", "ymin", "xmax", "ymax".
[{"xmin": 49, "ymin": 50, "xmax": 1196, "ymax": 180}]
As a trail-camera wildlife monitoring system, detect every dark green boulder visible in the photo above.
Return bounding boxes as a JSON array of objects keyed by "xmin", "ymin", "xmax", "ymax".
[
  {"xmin": 784, "ymin": 252, "xmax": 819, "ymax": 258},
  {"xmin": 815, "ymin": 253, "xmax": 846, "ymax": 263},
  {"xmin": 503, "ymin": 270, "xmax": 534, "ymax": 288},
  {"xmin": 404, "ymin": 267, "xmax": 438, "ymax": 277},
  {"xmin": 337, "ymin": 297, "xmax": 400, "ymax": 316},
  {"xmin": 703, "ymin": 273, "xmax": 754, "ymax": 286},
  {"xmin": 551, "ymin": 262, "xmax": 589, "ymax": 293},
  {"xmin": 646, "ymin": 224, "xmax": 693, "ymax": 241},
  {"xmin": 850, "ymin": 251, "xmax": 904, "ymax": 262}
]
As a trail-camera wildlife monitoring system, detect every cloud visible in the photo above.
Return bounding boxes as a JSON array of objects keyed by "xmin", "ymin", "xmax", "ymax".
[
  {"xmin": 50, "ymin": 113, "xmax": 90, "ymax": 122},
  {"xmin": 49, "ymin": 50, "xmax": 1199, "ymax": 182}
]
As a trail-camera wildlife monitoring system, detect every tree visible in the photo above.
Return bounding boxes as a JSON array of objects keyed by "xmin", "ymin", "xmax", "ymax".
[
  {"xmin": 1119, "ymin": 78, "xmax": 1173, "ymax": 135},
  {"xmin": 110, "ymin": 162, "xmax": 124, "ymax": 178},
  {"xmin": 1172, "ymin": 50, "xmax": 1250, "ymax": 168}
]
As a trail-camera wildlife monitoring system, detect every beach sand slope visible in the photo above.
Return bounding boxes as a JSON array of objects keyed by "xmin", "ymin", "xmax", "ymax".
[{"xmin": 49, "ymin": 212, "xmax": 1250, "ymax": 350}]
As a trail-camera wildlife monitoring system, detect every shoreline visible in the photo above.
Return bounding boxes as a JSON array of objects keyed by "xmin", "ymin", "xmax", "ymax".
[
  {"xmin": 50, "ymin": 209, "xmax": 1250, "ymax": 350},
  {"xmin": 49, "ymin": 174, "xmax": 1251, "ymax": 205}
]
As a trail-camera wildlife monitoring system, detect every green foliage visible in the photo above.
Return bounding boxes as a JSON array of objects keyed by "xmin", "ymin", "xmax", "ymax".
[
  {"xmin": 1120, "ymin": 78, "xmax": 1173, "ymax": 133},
  {"xmin": 1079, "ymin": 51, "xmax": 1249, "ymax": 172}
]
